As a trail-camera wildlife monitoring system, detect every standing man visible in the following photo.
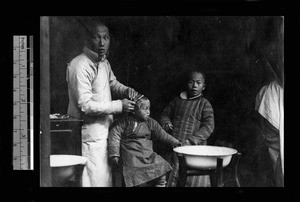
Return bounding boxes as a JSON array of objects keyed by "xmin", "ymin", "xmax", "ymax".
[
  {"xmin": 255, "ymin": 81, "xmax": 284, "ymax": 187},
  {"xmin": 254, "ymin": 59, "xmax": 284, "ymax": 187},
  {"xmin": 66, "ymin": 20, "xmax": 139, "ymax": 187}
]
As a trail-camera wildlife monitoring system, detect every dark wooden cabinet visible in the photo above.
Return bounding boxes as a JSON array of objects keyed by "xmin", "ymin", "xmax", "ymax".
[{"xmin": 50, "ymin": 118, "xmax": 83, "ymax": 155}]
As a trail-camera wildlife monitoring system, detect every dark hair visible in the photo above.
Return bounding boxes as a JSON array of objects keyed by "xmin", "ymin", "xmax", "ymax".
[{"xmin": 187, "ymin": 69, "xmax": 206, "ymax": 84}]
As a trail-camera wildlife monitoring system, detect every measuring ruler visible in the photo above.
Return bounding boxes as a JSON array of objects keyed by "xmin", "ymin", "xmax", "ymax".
[{"xmin": 13, "ymin": 36, "xmax": 34, "ymax": 170}]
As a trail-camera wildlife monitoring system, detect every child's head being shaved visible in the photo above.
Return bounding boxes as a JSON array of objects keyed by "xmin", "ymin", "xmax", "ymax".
[
  {"xmin": 135, "ymin": 96, "xmax": 150, "ymax": 109},
  {"xmin": 134, "ymin": 96, "xmax": 150, "ymax": 121}
]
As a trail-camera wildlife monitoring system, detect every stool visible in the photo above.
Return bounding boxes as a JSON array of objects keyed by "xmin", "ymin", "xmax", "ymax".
[{"xmin": 177, "ymin": 152, "xmax": 241, "ymax": 187}]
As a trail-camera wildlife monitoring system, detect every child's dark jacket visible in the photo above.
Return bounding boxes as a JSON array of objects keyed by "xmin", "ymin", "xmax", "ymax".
[{"xmin": 108, "ymin": 115, "xmax": 179, "ymax": 187}]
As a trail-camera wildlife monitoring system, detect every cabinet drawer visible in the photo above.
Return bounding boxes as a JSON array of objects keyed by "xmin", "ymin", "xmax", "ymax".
[
  {"xmin": 51, "ymin": 130, "xmax": 75, "ymax": 155},
  {"xmin": 51, "ymin": 121, "xmax": 71, "ymax": 130},
  {"xmin": 50, "ymin": 119, "xmax": 83, "ymax": 155}
]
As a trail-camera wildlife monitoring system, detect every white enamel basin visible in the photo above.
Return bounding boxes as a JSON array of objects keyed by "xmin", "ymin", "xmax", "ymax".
[
  {"xmin": 50, "ymin": 155, "xmax": 87, "ymax": 187},
  {"xmin": 50, "ymin": 155, "xmax": 87, "ymax": 167},
  {"xmin": 173, "ymin": 145, "xmax": 237, "ymax": 170}
]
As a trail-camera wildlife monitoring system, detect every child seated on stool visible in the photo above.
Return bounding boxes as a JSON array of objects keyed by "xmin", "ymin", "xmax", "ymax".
[{"xmin": 108, "ymin": 96, "xmax": 181, "ymax": 187}]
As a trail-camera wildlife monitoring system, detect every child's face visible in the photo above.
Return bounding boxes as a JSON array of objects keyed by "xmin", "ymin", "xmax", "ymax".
[
  {"xmin": 187, "ymin": 72, "xmax": 205, "ymax": 97},
  {"xmin": 135, "ymin": 101, "xmax": 150, "ymax": 121}
]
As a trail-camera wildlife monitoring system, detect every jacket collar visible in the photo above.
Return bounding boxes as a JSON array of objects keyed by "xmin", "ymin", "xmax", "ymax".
[
  {"xmin": 180, "ymin": 91, "xmax": 202, "ymax": 100},
  {"xmin": 83, "ymin": 46, "xmax": 106, "ymax": 64},
  {"xmin": 129, "ymin": 113, "xmax": 145, "ymax": 123}
]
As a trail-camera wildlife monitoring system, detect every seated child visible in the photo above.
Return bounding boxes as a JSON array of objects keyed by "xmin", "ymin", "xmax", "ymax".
[
  {"xmin": 108, "ymin": 96, "xmax": 181, "ymax": 187},
  {"xmin": 159, "ymin": 69, "xmax": 215, "ymax": 187}
]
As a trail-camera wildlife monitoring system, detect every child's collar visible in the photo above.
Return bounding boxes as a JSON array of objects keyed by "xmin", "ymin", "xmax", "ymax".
[
  {"xmin": 129, "ymin": 113, "xmax": 145, "ymax": 122},
  {"xmin": 180, "ymin": 91, "xmax": 202, "ymax": 100}
]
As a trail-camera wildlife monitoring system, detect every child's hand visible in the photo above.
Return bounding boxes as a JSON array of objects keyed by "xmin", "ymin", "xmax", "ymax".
[
  {"xmin": 173, "ymin": 141, "xmax": 182, "ymax": 148},
  {"xmin": 163, "ymin": 123, "xmax": 173, "ymax": 133},
  {"xmin": 184, "ymin": 139, "xmax": 192, "ymax": 146},
  {"xmin": 110, "ymin": 157, "xmax": 120, "ymax": 170}
]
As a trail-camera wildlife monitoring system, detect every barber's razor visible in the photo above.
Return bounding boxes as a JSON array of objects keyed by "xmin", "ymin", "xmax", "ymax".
[{"xmin": 133, "ymin": 94, "xmax": 144, "ymax": 102}]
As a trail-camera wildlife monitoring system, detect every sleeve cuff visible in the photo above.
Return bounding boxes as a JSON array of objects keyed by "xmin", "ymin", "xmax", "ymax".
[
  {"xmin": 187, "ymin": 137, "xmax": 197, "ymax": 145},
  {"xmin": 109, "ymin": 154, "xmax": 120, "ymax": 159},
  {"xmin": 113, "ymin": 100, "xmax": 123, "ymax": 113}
]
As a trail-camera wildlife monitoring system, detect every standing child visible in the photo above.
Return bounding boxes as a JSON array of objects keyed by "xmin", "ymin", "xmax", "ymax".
[
  {"xmin": 159, "ymin": 69, "xmax": 215, "ymax": 187},
  {"xmin": 108, "ymin": 96, "xmax": 181, "ymax": 187}
]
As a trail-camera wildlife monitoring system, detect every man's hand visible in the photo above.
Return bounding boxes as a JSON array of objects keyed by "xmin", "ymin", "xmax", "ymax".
[
  {"xmin": 121, "ymin": 98, "xmax": 136, "ymax": 113},
  {"xmin": 126, "ymin": 88, "xmax": 139, "ymax": 100}
]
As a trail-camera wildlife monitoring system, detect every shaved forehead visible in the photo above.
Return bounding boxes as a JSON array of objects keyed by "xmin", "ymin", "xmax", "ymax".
[
  {"xmin": 87, "ymin": 22, "xmax": 109, "ymax": 35},
  {"xmin": 94, "ymin": 24, "xmax": 109, "ymax": 33},
  {"xmin": 135, "ymin": 97, "xmax": 150, "ymax": 108}
]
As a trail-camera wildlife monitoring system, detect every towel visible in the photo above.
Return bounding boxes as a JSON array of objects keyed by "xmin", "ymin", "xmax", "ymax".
[{"xmin": 255, "ymin": 80, "xmax": 284, "ymax": 175}]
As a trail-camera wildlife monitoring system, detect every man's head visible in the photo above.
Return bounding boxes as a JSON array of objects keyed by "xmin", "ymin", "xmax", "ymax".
[
  {"xmin": 134, "ymin": 96, "xmax": 150, "ymax": 121},
  {"xmin": 85, "ymin": 21, "xmax": 110, "ymax": 58},
  {"xmin": 187, "ymin": 70, "xmax": 206, "ymax": 98}
]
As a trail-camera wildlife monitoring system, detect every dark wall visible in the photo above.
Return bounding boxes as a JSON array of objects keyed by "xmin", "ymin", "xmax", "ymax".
[{"xmin": 49, "ymin": 16, "xmax": 283, "ymax": 157}]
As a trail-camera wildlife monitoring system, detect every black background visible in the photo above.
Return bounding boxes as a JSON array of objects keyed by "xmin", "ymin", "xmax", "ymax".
[{"xmin": 0, "ymin": 1, "xmax": 298, "ymax": 201}]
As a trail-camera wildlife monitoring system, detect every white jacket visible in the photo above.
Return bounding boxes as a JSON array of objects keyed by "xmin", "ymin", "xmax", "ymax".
[{"xmin": 66, "ymin": 47, "xmax": 129, "ymax": 142}]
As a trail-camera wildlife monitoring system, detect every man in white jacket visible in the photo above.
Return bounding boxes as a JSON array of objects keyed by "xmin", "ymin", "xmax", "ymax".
[{"xmin": 66, "ymin": 21, "xmax": 138, "ymax": 187}]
